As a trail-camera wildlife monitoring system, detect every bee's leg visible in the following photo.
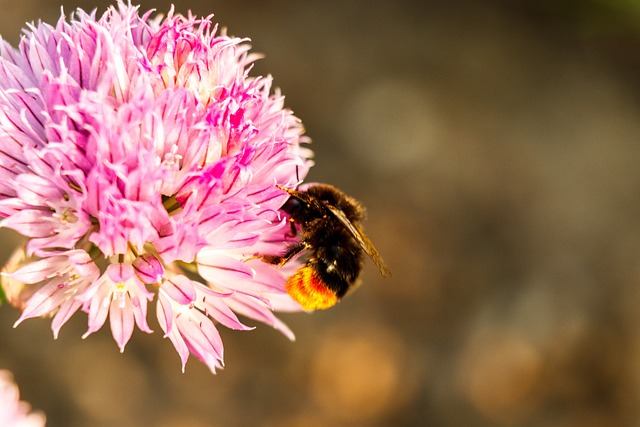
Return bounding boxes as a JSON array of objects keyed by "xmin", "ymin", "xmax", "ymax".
[
  {"xmin": 287, "ymin": 217, "xmax": 297, "ymax": 237},
  {"xmin": 259, "ymin": 241, "xmax": 309, "ymax": 267}
]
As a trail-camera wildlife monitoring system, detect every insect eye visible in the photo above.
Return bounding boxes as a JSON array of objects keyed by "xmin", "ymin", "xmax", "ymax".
[{"xmin": 282, "ymin": 197, "xmax": 301, "ymax": 213}]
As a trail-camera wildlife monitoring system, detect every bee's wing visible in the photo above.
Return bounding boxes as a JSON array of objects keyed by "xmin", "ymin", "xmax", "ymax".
[{"xmin": 326, "ymin": 205, "xmax": 391, "ymax": 277}]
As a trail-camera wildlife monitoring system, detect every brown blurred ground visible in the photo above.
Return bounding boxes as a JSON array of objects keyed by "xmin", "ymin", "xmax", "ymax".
[{"xmin": 1, "ymin": 0, "xmax": 640, "ymax": 426}]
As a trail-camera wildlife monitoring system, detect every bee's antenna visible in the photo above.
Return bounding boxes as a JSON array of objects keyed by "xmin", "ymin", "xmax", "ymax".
[{"xmin": 295, "ymin": 164, "xmax": 300, "ymax": 186}]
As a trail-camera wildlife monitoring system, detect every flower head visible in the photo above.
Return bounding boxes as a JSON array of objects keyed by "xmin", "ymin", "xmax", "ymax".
[
  {"xmin": 0, "ymin": 2, "xmax": 311, "ymax": 372},
  {"xmin": 0, "ymin": 371, "xmax": 45, "ymax": 427}
]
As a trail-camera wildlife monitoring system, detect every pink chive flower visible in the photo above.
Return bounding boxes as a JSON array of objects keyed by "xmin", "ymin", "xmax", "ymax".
[
  {"xmin": 0, "ymin": 2, "xmax": 312, "ymax": 372},
  {"xmin": 0, "ymin": 371, "xmax": 45, "ymax": 427}
]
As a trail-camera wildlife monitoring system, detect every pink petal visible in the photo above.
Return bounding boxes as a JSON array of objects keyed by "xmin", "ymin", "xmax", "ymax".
[
  {"xmin": 201, "ymin": 293, "xmax": 254, "ymax": 331},
  {"xmin": 82, "ymin": 283, "xmax": 110, "ymax": 339},
  {"xmin": 67, "ymin": 250, "xmax": 99, "ymax": 277},
  {"xmin": 5, "ymin": 256, "xmax": 65, "ymax": 284},
  {"xmin": 0, "ymin": 209, "xmax": 54, "ymax": 238},
  {"xmin": 226, "ymin": 293, "xmax": 295, "ymax": 341},
  {"xmin": 161, "ymin": 275, "xmax": 196, "ymax": 305},
  {"xmin": 14, "ymin": 173, "xmax": 63, "ymax": 205},
  {"xmin": 132, "ymin": 253, "xmax": 164, "ymax": 284},
  {"xmin": 196, "ymin": 252, "xmax": 254, "ymax": 287},
  {"xmin": 156, "ymin": 294, "xmax": 190, "ymax": 371},
  {"xmin": 109, "ymin": 294, "xmax": 134, "ymax": 352},
  {"xmin": 130, "ymin": 281, "xmax": 154, "ymax": 334},
  {"xmin": 52, "ymin": 297, "xmax": 83, "ymax": 339},
  {"xmin": 176, "ymin": 311, "xmax": 224, "ymax": 372},
  {"xmin": 106, "ymin": 263, "xmax": 135, "ymax": 283},
  {"xmin": 156, "ymin": 292, "xmax": 174, "ymax": 336},
  {"xmin": 14, "ymin": 279, "xmax": 68, "ymax": 324}
]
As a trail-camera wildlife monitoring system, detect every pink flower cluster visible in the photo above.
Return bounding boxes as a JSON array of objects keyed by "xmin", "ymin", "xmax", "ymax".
[
  {"xmin": 0, "ymin": 371, "xmax": 45, "ymax": 427},
  {"xmin": 0, "ymin": 2, "xmax": 311, "ymax": 372}
]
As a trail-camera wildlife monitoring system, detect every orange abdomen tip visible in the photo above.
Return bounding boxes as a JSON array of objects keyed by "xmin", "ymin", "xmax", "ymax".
[{"xmin": 285, "ymin": 266, "xmax": 338, "ymax": 310}]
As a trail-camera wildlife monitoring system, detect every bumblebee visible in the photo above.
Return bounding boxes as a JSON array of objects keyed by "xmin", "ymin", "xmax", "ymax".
[{"xmin": 260, "ymin": 183, "xmax": 390, "ymax": 310}]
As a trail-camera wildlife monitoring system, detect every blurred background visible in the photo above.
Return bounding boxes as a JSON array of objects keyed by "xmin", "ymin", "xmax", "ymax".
[{"xmin": 1, "ymin": 0, "xmax": 640, "ymax": 426}]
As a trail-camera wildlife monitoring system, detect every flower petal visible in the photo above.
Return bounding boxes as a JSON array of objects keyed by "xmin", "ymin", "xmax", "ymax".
[
  {"xmin": 110, "ymin": 293, "xmax": 135, "ymax": 352},
  {"xmin": 161, "ymin": 275, "xmax": 197, "ymax": 305},
  {"xmin": 0, "ymin": 210, "xmax": 55, "ymax": 238}
]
